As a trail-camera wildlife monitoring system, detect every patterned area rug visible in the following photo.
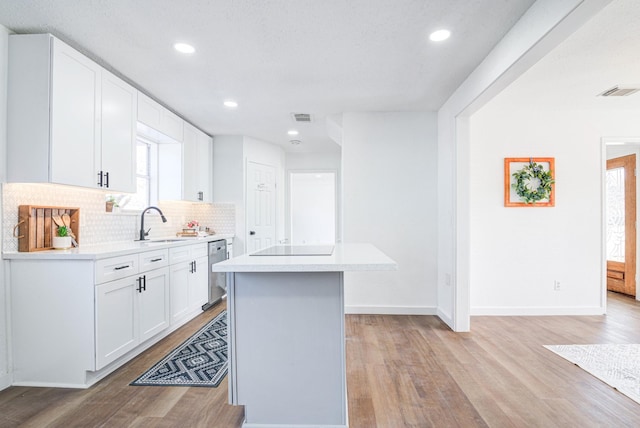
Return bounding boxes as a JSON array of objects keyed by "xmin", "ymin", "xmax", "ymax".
[
  {"xmin": 545, "ymin": 344, "xmax": 640, "ymax": 404},
  {"xmin": 131, "ymin": 311, "xmax": 228, "ymax": 387}
]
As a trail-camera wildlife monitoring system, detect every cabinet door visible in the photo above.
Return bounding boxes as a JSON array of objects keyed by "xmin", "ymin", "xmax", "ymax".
[
  {"xmin": 100, "ymin": 70, "xmax": 137, "ymax": 192},
  {"xmin": 160, "ymin": 109, "xmax": 184, "ymax": 142},
  {"xmin": 95, "ymin": 276, "xmax": 138, "ymax": 369},
  {"xmin": 137, "ymin": 91, "xmax": 183, "ymax": 142},
  {"xmin": 137, "ymin": 92, "xmax": 163, "ymax": 130},
  {"xmin": 183, "ymin": 123, "xmax": 212, "ymax": 202},
  {"xmin": 196, "ymin": 131, "xmax": 213, "ymax": 203},
  {"xmin": 169, "ymin": 261, "xmax": 191, "ymax": 324},
  {"xmin": 190, "ymin": 256, "xmax": 209, "ymax": 310},
  {"xmin": 182, "ymin": 123, "xmax": 199, "ymax": 202},
  {"xmin": 50, "ymin": 37, "xmax": 100, "ymax": 188},
  {"xmin": 138, "ymin": 267, "xmax": 170, "ymax": 342}
]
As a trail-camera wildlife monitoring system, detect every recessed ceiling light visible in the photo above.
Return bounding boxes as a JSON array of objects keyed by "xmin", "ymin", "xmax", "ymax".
[
  {"xmin": 224, "ymin": 100, "xmax": 238, "ymax": 108},
  {"xmin": 174, "ymin": 42, "xmax": 195, "ymax": 54},
  {"xmin": 288, "ymin": 130, "xmax": 299, "ymax": 136},
  {"xmin": 429, "ymin": 29, "xmax": 451, "ymax": 42}
]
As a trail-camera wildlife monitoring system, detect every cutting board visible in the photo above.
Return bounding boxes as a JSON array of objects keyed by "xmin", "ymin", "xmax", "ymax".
[{"xmin": 15, "ymin": 205, "xmax": 80, "ymax": 252}]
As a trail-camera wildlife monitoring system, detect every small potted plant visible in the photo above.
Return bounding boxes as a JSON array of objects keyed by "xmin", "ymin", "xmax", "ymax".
[
  {"xmin": 106, "ymin": 196, "xmax": 119, "ymax": 213},
  {"xmin": 53, "ymin": 225, "xmax": 72, "ymax": 249}
]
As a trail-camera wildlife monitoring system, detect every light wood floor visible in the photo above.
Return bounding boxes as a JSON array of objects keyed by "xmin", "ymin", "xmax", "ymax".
[{"xmin": 1, "ymin": 293, "xmax": 639, "ymax": 427}]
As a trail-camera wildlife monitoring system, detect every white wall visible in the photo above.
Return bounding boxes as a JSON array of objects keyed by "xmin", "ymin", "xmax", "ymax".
[
  {"xmin": 470, "ymin": 107, "xmax": 640, "ymax": 314},
  {"xmin": 212, "ymin": 135, "xmax": 245, "ymax": 254},
  {"xmin": 437, "ymin": 0, "xmax": 611, "ymax": 331},
  {"xmin": 285, "ymin": 152, "xmax": 342, "ymax": 243},
  {"xmin": 213, "ymin": 135, "xmax": 285, "ymax": 255},
  {"xmin": 0, "ymin": 24, "xmax": 10, "ymax": 391},
  {"xmin": 342, "ymin": 111, "xmax": 438, "ymax": 314}
]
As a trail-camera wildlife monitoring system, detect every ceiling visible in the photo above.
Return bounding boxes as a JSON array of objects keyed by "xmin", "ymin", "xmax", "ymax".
[
  {"xmin": 485, "ymin": 0, "xmax": 640, "ymax": 112},
  {"xmin": 0, "ymin": 0, "xmax": 536, "ymax": 152}
]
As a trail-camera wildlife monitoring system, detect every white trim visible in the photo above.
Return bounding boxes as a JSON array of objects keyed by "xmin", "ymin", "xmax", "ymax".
[
  {"xmin": 345, "ymin": 305, "xmax": 437, "ymax": 315},
  {"xmin": 471, "ymin": 306, "xmax": 605, "ymax": 316},
  {"xmin": 241, "ymin": 421, "xmax": 346, "ymax": 428},
  {"xmin": 0, "ymin": 372, "xmax": 10, "ymax": 391},
  {"xmin": 437, "ymin": 308, "xmax": 454, "ymax": 327},
  {"xmin": 602, "ymin": 137, "xmax": 640, "ymax": 306},
  {"xmin": 440, "ymin": 0, "xmax": 613, "ymax": 332}
]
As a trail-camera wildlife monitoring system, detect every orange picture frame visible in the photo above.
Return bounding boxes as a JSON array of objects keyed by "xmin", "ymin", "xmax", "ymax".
[{"xmin": 504, "ymin": 157, "xmax": 555, "ymax": 207}]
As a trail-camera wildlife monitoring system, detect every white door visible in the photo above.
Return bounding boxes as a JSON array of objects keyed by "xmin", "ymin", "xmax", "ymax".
[
  {"xmin": 290, "ymin": 172, "xmax": 336, "ymax": 245},
  {"xmin": 247, "ymin": 161, "xmax": 277, "ymax": 253}
]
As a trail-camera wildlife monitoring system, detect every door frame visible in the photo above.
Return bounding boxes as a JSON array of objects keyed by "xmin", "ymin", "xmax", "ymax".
[{"xmin": 602, "ymin": 137, "xmax": 640, "ymax": 304}]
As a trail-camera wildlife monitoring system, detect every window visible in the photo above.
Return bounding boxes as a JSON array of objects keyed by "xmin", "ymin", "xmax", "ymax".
[{"xmin": 106, "ymin": 138, "xmax": 157, "ymax": 211}]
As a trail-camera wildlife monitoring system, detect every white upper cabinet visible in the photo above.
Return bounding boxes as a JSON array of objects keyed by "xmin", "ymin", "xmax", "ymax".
[
  {"xmin": 183, "ymin": 122, "xmax": 212, "ymax": 203},
  {"xmin": 137, "ymin": 92, "xmax": 184, "ymax": 143},
  {"xmin": 100, "ymin": 70, "xmax": 137, "ymax": 192},
  {"xmin": 7, "ymin": 34, "xmax": 137, "ymax": 192}
]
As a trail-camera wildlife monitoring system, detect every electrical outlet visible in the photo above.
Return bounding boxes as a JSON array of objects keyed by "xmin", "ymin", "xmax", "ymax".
[{"xmin": 554, "ymin": 280, "xmax": 561, "ymax": 291}]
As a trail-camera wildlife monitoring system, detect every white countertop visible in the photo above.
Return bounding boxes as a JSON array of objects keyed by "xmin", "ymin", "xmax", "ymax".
[
  {"xmin": 2, "ymin": 234, "xmax": 234, "ymax": 260},
  {"xmin": 212, "ymin": 243, "xmax": 397, "ymax": 272}
]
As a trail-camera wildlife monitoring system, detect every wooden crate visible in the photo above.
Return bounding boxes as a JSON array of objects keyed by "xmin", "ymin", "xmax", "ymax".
[{"xmin": 15, "ymin": 205, "xmax": 80, "ymax": 252}]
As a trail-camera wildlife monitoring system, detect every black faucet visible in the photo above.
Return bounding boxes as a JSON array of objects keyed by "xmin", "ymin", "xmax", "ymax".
[{"xmin": 139, "ymin": 206, "xmax": 167, "ymax": 241}]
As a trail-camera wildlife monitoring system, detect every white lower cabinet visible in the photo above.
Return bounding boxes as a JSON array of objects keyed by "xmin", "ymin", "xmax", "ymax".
[
  {"xmin": 95, "ymin": 266, "xmax": 169, "ymax": 370},
  {"xmin": 169, "ymin": 243, "xmax": 208, "ymax": 325},
  {"xmin": 9, "ymin": 244, "xmax": 211, "ymax": 388}
]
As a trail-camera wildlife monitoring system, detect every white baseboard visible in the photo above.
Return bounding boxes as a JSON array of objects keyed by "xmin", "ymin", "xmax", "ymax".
[
  {"xmin": 437, "ymin": 308, "xmax": 455, "ymax": 330},
  {"xmin": 471, "ymin": 306, "xmax": 606, "ymax": 316},
  {"xmin": 0, "ymin": 372, "xmax": 12, "ymax": 391},
  {"xmin": 345, "ymin": 305, "xmax": 437, "ymax": 315}
]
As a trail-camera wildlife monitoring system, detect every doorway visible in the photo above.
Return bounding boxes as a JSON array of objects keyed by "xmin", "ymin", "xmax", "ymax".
[
  {"xmin": 605, "ymin": 141, "xmax": 640, "ymax": 300},
  {"xmin": 289, "ymin": 171, "xmax": 336, "ymax": 245}
]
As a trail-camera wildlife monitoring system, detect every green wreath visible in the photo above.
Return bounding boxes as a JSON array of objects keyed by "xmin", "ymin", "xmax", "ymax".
[{"xmin": 512, "ymin": 160, "xmax": 554, "ymax": 204}]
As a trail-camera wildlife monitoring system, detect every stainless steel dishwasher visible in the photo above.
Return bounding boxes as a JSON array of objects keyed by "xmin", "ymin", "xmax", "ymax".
[{"xmin": 202, "ymin": 239, "xmax": 227, "ymax": 311}]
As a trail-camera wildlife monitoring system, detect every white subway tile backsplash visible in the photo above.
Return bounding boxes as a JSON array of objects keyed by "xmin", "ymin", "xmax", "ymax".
[{"xmin": 2, "ymin": 183, "xmax": 235, "ymax": 252}]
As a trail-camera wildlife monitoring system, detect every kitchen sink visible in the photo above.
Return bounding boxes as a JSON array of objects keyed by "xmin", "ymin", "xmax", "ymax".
[{"xmin": 137, "ymin": 238, "xmax": 186, "ymax": 244}]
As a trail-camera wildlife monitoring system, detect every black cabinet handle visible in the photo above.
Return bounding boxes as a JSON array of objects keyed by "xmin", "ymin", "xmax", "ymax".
[
  {"xmin": 142, "ymin": 275, "xmax": 147, "ymax": 291},
  {"xmin": 198, "ymin": 191, "xmax": 203, "ymax": 201},
  {"xmin": 104, "ymin": 172, "xmax": 110, "ymax": 188},
  {"xmin": 136, "ymin": 277, "xmax": 142, "ymax": 293},
  {"xmin": 193, "ymin": 260, "xmax": 197, "ymax": 273},
  {"xmin": 114, "ymin": 264, "xmax": 130, "ymax": 271},
  {"xmin": 97, "ymin": 171, "xmax": 103, "ymax": 187},
  {"xmin": 150, "ymin": 258, "xmax": 162, "ymax": 262},
  {"xmin": 249, "ymin": 231, "xmax": 256, "ymax": 235}
]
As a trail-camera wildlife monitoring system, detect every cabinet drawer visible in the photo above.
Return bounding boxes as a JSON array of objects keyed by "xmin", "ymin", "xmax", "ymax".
[
  {"xmin": 95, "ymin": 254, "xmax": 139, "ymax": 284},
  {"xmin": 169, "ymin": 243, "xmax": 208, "ymax": 264},
  {"xmin": 191, "ymin": 243, "xmax": 208, "ymax": 259},
  {"xmin": 139, "ymin": 249, "xmax": 169, "ymax": 271},
  {"xmin": 169, "ymin": 245, "xmax": 192, "ymax": 264}
]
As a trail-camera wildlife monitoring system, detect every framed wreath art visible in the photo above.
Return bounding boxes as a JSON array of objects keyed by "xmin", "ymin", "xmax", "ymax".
[{"xmin": 504, "ymin": 157, "xmax": 555, "ymax": 207}]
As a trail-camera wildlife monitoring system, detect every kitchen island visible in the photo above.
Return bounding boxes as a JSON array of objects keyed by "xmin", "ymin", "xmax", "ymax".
[{"xmin": 212, "ymin": 243, "xmax": 396, "ymax": 428}]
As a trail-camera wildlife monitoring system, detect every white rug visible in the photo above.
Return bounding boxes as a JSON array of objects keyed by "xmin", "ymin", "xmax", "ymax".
[{"xmin": 544, "ymin": 344, "xmax": 640, "ymax": 404}]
